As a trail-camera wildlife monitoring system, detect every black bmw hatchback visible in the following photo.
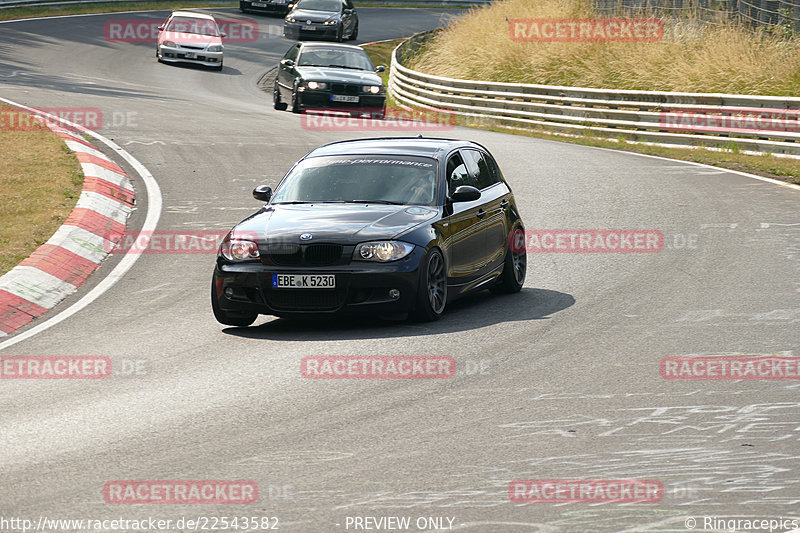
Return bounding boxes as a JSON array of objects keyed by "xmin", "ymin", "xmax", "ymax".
[{"xmin": 211, "ymin": 137, "xmax": 526, "ymax": 326}]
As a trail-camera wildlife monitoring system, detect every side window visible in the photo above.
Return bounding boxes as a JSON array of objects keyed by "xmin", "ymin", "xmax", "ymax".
[
  {"xmin": 285, "ymin": 44, "xmax": 301, "ymax": 62},
  {"xmin": 462, "ymin": 149, "xmax": 498, "ymax": 190},
  {"xmin": 343, "ymin": 0, "xmax": 353, "ymax": 9},
  {"xmin": 446, "ymin": 152, "xmax": 472, "ymax": 196},
  {"xmin": 482, "ymin": 152, "xmax": 504, "ymax": 185}
]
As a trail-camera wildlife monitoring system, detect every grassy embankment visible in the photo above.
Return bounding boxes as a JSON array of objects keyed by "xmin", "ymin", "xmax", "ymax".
[{"xmin": 365, "ymin": 0, "xmax": 800, "ymax": 184}]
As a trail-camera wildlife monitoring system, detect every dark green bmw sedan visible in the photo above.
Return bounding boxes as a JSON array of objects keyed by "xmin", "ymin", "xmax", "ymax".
[{"xmin": 273, "ymin": 42, "xmax": 386, "ymax": 118}]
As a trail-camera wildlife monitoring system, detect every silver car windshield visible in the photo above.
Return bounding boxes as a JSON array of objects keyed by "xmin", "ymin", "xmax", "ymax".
[
  {"xmin": 272, "ymin": 156, "xmax": 438, "ymax": 206},
  {"xmin": 166, "ymin": 17, "xmax": 220, "ymax": 36}
]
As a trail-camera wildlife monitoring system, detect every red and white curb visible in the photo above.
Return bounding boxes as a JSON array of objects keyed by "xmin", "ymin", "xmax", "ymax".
[{"xmin": 0, "ymin": 121, "xmax": 134, "ymax": 336}]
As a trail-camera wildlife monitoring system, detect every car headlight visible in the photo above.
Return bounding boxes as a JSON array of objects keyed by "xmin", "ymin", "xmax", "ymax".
[
  {"xmin": 221, "ymin": 239, "xmax": 260, "ymax": 261},
  {"xmin": 323, "ymin": 19, "xmax": 338, "ymax": 25},
  {"xmin": 162, "ymin": 41, "xmax": 177, "ymax": 48},
  {"xmin": 207, "ymin": 45, "xmax": 223, "ymax": 52},
  {"xmin": 355, "ymin": 241, "xmax": 414, "ymax": 262},
  {"xmin": 306, "ymin": 81, "xmax": 327, "ymax": 90},
  {"xmin": 286, "ymin": 16, "xmax": 296, "ymax": 22},
  {"xmin": 363, "ymin": 85, "xmax": 383, "ymax": 94}
]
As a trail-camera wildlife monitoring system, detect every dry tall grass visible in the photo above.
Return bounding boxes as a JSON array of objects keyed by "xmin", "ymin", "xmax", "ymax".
[{"xmin": 408, "ymin": 0, "xmax": 800, "ymax": 95}]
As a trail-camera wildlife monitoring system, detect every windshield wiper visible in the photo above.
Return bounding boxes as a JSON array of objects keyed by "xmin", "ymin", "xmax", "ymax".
[
  {"xmin": 327, "ymin": 64, "xmax": 363, "ymax": 70},
  {"xmin": 346, "ymin": 200, "xmax": 404, "ymax": 205},
  {"xmin": 273, "ymin": 201, "xmax": 314, "ymax": 204}
]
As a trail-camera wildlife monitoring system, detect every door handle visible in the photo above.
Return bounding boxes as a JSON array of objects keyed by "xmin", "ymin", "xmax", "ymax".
[{"xmin": 477, "ymin": 208, "xmax": 486, "ymax": 219}]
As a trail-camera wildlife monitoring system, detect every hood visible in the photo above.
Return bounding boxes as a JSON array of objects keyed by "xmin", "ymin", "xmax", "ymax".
[
  {"xmin": 233, "ymin": 203, "xmax": 437, "ymax": 245},
  {"xmin": 295, "ymin": 66, "xmax": 382, "ymax": 85},
  {"xmin": 161, "ymin": 30, "xmax": 221, "ymax": 47},
  {"xmin": 290, "ymin": 8, "xmax": 338, "ymax": 22}
]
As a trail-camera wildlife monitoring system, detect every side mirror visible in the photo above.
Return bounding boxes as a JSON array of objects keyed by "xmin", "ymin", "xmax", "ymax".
[
  {"xmin": 253, "ymin": 185, "xmax": 272, "ymax": 202},
  {"xmin": 157, "ymin": 24, "xmax": 165, "ymax": 30},
  {"xmin": 375, "ymin": 65, "xmax": 386, "ymax": 73},
  {"xmin": 281, "ymin": 58, "xmax": 295, "ymax": 67},
  {"xmin": 220, "ymin": 32, "xmax": 227, "ymax": 38},
  {"xmin": 343, "ymin": 8, "xmax": 353, "ymax": 13},
  {"xmin": 450, "ymin": 185, "xmax": 481, "ymax": 203}
]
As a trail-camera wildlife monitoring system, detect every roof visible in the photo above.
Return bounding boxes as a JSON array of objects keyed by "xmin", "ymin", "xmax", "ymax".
[
  {"xmin": 171, "ymin": 10, "xmax": 216, "ymax": 20},
  {"xmin": 308, "ymin": 137, "xmax": 476, "ymax": 159}
]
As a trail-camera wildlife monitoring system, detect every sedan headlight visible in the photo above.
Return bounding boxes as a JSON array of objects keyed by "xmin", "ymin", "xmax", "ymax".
[
  {"xmin": 323, "ymin": 19, "xmax": 338, "ymax": 25},
  {"xmin": 207, "ymin": 45, "xmax": 223, "ymax": 52},
  {"xmin": 306, "ymin": 81, "xmax": 328, "ymax": 90},
  {"xmin": 162, "ymin": 41, "xmax": 177, "ymax": 48},
  {"xmin": 221, "ymin": 239, "xmax": 260, "ymax": 261},
  {"xmin": 363, "ymin": 85, "xmax": 383, "ymax": 94},
  {"xmin": 355, "ymin": 241, "xmax": 414, "ymax": 262},
  {"xmin": 286, "ymin": 15, "xmax": 296, "ymax": 22}
]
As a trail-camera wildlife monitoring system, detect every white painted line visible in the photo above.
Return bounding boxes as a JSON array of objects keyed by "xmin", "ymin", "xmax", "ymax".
[
  {"xmin": 44, "ymin": 225, "xmax": 113, "ymax": 264},
  {"xmin": 74, "ymin": 190, "xmax": 132, "ymax": 224},
  {"xmin": 0, "ymin": 97, "xmax": 162, "ymax": 352},
  {"xmin": 0, "ymin": 266, "xmax": 77, "ymax": 309},
  {"xmin": 586, "ymin": 145, "xmax": 800, "ymax": 192}
]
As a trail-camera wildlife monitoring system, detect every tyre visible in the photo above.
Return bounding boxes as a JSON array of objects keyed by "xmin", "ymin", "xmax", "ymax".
[
  {"xmin": 335, "ymin": 26, "xmax": 344, "ymax": 42},
  {"xmin": 490, "ymin": 226, "xmax": 526, "ymax": 294},
  {"xmin": 348, "ymin": 22, "xmax": 358, "ymax": 40},
  {"xmin": 411, "ymin": 248, "xmax": 447, "ymax": 322},
  {"xmin": 214, "ymin": 62, "xmax": 223, "ymax": 71},
  {"xmin": 291, "ymin": 84, "xmax": 302, "ymax": 113},
  {"xmin": 211, "ymin": 277, "xmax": 258, "ymax": 327},
  {"xmin": 273, "ymin": 81, "xmax": 288, "ymax": 110}
]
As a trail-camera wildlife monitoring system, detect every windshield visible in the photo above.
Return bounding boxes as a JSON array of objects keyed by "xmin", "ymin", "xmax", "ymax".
[
  {"xmin": 165, "ymin": 17, "xmax": 220, "ymax": 36},
  {"xmin": 294, "ymin": 0, "xmax": 342, "ymax": 11},
  {"xmin": 272, "ymin": 156, "xmax": 438, "ymax": 206},
  {"xmin": 297, "ymin": 48, "xmax": 374, "ymax": 70}
]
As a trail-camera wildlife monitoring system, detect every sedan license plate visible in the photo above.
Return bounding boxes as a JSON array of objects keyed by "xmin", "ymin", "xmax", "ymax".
[
  {"xmin": 300, "ymin": 25, "xmax": 317, "ymax": 30},
  {"xmin": 331, "ymin": 95, "xmax": 359, "ymax": 103},
  {"xmin": 272, "ymin": 274, "xmax": 335, "ymax": 289},
  {"xmin": 252, "ymin": 1, "xmax": 267, "ymax": 5},
  {"xmin": 184, "ymin": 52, "xmax": 196, "ymax": 59}
]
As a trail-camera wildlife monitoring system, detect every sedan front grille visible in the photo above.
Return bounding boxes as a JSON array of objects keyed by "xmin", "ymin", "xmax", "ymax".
[
  {"xmin": 331, "ymin": 84, "xmax": 359, "ymax": 95},
  {"xmin": 265, "ymin": 243, "xmax": 344, "ymax": 267}
]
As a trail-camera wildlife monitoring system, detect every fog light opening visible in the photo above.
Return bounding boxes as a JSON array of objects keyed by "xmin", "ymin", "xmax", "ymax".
[
  {"xmin": 389, "ymin": 289, "xmax": 400, "ymax": 300},
  {"xmin": 224, "ymin": 287, "xmax": 234, "ymax": 298}
]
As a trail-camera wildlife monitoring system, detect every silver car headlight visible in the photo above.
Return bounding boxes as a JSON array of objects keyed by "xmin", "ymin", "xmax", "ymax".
[
  {"xmin": 162, "ymin": 41, "xmax": 177, "ymax": 48},
  {"xmin": 207, "ymin": 45, "xmax": 223, "ymax": 52},
  {"xmin": 221, "ymin": 239, "xmax": 260, "ymax": 261},
  {"xmin": 354, "ymin": 241, "xmax": 414, "ymax": 262},
  {"xmin": 363, "ymin": 85, "xmax": 383, "ymax": 94},
  {"xmin": 306, "ymin": 81, "xmax": 328, "ymax": 90}
]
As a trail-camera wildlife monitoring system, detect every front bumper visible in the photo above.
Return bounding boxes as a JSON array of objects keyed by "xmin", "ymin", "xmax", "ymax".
[
  {"xmin": 283, "ymin": 21, "xmax": 339, "ymax": 39},
  {"xmin": 213, "ymin": 248, "xmax": 423, "ymax": 317},
  {"xmin": 159, "ymin": 45, "xmax": 223, "ymax": 67},
  {"xmin": 295, "ymin": 90, "xmax": 386, "ymax": 113},
  {"xmin": 241, "ymin": 0, "xmax": 290, "ymax": 13}
]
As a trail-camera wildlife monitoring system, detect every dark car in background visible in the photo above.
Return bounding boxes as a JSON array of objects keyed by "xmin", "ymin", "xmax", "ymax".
[
  {"xmin": 211, "ymin": 137, "xmax": 527, "ymax": 326},
  {"xmin": 283, "ymin": 0, "xmax": 358, "ymax": 41},
  {"xmin": 273, "ymin": 42, "xmax": 385, "ymax": 116},
  {"xmin": 241, "ymin": 0, "xmax": 291, "ymax": 15}
]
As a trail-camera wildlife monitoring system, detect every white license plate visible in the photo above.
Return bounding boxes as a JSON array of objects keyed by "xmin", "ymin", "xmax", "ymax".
[
  {"xmin": 300, "ymin": 25, "xmax": 317, "ymax": 30},
  {"xmin": 331, "ymin": 95, "xmax": 359, "ymax": 103},
  {"xmin": 184, "ymin": 52, "xmax": 196, "ymax": 59},
  {"xmin": 272, "ymin": 274, "xmax": 335, "ymax": 289},
  {"xmin": 252, "ymin": 2, "xmax": 268, "ymax": 6}
]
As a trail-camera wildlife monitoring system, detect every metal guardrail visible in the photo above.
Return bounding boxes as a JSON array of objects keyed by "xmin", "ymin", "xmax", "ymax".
[{"xmin": 389, "ymin": 31, "xmax": 800, "ymax": 157}]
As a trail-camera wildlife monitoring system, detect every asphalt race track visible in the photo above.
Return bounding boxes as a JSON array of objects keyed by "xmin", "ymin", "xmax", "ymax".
[{"xmin": 1, "ymin": 7, "xmax": 799, "ymax": 532}]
